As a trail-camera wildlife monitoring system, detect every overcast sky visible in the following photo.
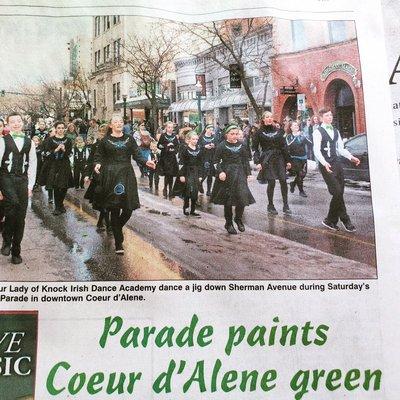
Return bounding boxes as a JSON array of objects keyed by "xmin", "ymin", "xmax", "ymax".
[{"xmin": 0, "ymin": 16, "xmax": 92, "ymax": 90}]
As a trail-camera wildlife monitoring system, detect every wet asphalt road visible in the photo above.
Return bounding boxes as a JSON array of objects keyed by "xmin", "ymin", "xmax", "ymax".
[
  {"xmin": 0, "ymin": 192, "xmax": 181, "ymax": 281},
  {"xmin": 0, "ymin": 167, "xmax": 376, "ymax": 281},
  {"xmin": 136, "ymin": 168, "xmax": 376, "ymax": 267}
]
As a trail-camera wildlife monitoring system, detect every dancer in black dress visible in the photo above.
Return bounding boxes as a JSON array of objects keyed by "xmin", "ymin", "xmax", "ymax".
[
  {"xmin": 93, "ymin": 115, "xmax": 156, "ymax": 254},
  {"xmin": 211, "ymin": 124, "xmax": 255, "ymax": 234},
  {"xmin": 84, "ymin": 124, "xmax": 111, "ymax": 232},
  {"xmin": 40, "ymin": 121, "xmax": 74, "ymax": 215},
  {"xmin": 252, "ymin": 111, "xmax": 292, "ymax": 215},
  {"xmin": 157, "ymin": 121, "xmax": 179, "ymax": 199},
  {"xmin": 286, "ymin": 121, "xmax": 312, "ymax": 197},
  {"xmin": 173, "ymin": 131, "xmax": 203, "ymax": 217},
  {"xmin": 198, "ymin": 124, "xmax": 216, "ymax": 196},
  {"xmin": 72, "ymin": 136, "xmax": 89, "ymax": 189}
]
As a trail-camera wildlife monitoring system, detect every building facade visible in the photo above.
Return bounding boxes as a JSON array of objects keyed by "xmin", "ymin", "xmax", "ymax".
[
  {"xmin": 169, "ymin": 23, "xmax": 274, "ymax": 127},
  {"xmin": 271, "ymin": 20, "xmax": 365, "ymax": 137}
]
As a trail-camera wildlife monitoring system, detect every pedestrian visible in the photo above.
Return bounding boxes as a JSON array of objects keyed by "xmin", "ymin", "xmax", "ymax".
[
  {"xmin": 40, "ymin": 121, "xmax": 74, "ymax": 215},
  {"xmin": 198, "ymin": 124, "xmax": 217, "ymax": 196},
  {"xmin": 84, "ymin": 124, "xmax": 111, "ymax": 232},
  {"xmin": 313, "ymin": 108, "xmax": 360, "ymax": 232},
  {"xmin": 93, "ymin": 114, "xmax": 156, "ymax": 254},
  {"xmin": 31, "ymin": 135, "xmax": 43, "ymax": 191},
  {"xmin": 148, "ymin": 140, "xmax": 160, "ymax": 191},
  {"xmin": 65, "ymin": 122, "xmax": 78, "ymax": 144},
  {"xmin": 211, "ymin": 123, "xmax": 255, "ymax": 234},
  {"xmin": 86, "ymin": 119, "xmax": 98, "ymax": 143},
  {"xmin": 286, "ymin": 121, "xmax": 311, "ymax": 197},
  {"xmin": 0, "ymin": 119, "xmax": 6, "ymax": 232},
  {"xmin": 123, "ymin": 118, "xmax": 132, "ymax": 135},
  {"xmin": 157, "ymin": 121, "xmax": 180, "ymax": 199},
  {"xmin": 252, "ymin": 111, "xmax": 292, "ymax": 215},
  {"xmin": 173, "ymin": 131, "xmax": 203, "ymax": 217},
  {"xmin": 0, "ymin": 112, "xmax": 37, "ymax": 264},
  {"xmin": 72, "ymin": 136, "xmax": 89, "ymax": 190},
  {"xmin": 34, "ymin": 119, "xmax": 48, "ymax": 140}
]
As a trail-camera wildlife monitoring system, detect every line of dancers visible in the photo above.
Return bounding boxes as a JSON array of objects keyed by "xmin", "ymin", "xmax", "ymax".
[{"xmin": 0, "ymin": 107, "xmax": 360, "ymax": 262}]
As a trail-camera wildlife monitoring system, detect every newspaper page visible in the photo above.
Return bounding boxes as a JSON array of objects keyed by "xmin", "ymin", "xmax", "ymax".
[
  {"xmin": 383, "ymin": 0, "xmax": 400, "ymax": 165},
  {"xmin": 0, "ymin": 0, "xmax": 398, "ymax": 398}
]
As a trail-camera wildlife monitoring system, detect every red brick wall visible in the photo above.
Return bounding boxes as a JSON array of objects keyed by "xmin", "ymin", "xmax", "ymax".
[{"xmin": 272, "ymin": 40, "xmax": 366, "ymax": 134}]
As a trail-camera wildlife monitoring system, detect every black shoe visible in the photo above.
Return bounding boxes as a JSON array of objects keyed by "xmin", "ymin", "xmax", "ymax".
[
  {"xmin": 11, "ymin": 255, "xmax": 22, "ymax": 264},
  {"xmin": 60, "ymin": 206, "xmax": 67, "ymax": 213},
  {"xmin": 115, "ymin": 243, "xmax": 124, "ymax": 255},
  {"xmin": 342, "ymin": 220, "xmax": 356, "ymax": 232},
  {"xmin": 96, "ymin": 224, "xmax": 106, "ymax": 232},
  {"xmin": 1, "ymin": 243, "xmax": 11, "ymax": 256},
  {"xmin": 290, "ymin": 182, "xmax": 296, "ymax": 193},
  {"xmin": 283, "ymin": 204, "xmax": 292, "ymax": 214},
  {"xmin": 183, "ymin": 208, "xmax": 189, "ymax": 216},
  {"xmin": 190, "ymin": 211, "xmax": 201, "ymax": 218},
  {"xmin": 224, "ymin": 223, "xmax": 237, "ymax": 234},
  {"xmin": 267, "ymin": 204, "xmax": 278, "ymax": 215},
  {"xmin": 48, "ymin": 199, "xmax": 54, "ymax": 204},
  {"xmin": 299, "ymin": 191, "xmax": 308, "ymax": 198},
  {"xmin": 322, "ymin": 219, "xmax": 339, "ymax": 231},
  {"xmin": 206, "ymin": 191, "xmax": 211, "ymax": 196},
  {"xmin": 234, "ymin": 219, "xmax": 245, "ymax": 232},
  {"xmin": 106, "ymin": 225, "xmax": 113, "ymax": 234},
  {"xmin": 53, "ymin": 209, "xmax": 63, "ymax": 216},
  {"xmin": 198, "ymin": 186, "xmax": 204, "ymax": 194}
]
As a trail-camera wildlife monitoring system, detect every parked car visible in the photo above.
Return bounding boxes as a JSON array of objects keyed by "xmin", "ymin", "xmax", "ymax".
[{"xmin": 339, "ymin": 133, "xmax": 370, "ymax": 182}]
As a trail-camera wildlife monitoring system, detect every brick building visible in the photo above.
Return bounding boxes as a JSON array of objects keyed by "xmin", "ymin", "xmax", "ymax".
[{"xmin": 272, "ymin": 20, "xmax": 365, "ymax": 137}]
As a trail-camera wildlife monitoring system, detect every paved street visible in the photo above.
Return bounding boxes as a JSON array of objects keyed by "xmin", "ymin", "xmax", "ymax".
[{"xmin": 0, "ymin": 168, "xmax": 376, "ymax": 281}]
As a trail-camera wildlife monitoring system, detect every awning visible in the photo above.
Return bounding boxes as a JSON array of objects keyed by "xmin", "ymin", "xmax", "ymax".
[
  {"xmin": 168, "ymin": 100, "xmax": 198, "ymax": 113},
  {"xmin": 115, "ymin": 95, "xmax": 170, "ymax": 110}
]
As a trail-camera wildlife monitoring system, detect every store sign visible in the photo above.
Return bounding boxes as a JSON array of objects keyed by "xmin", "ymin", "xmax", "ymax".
[
  {"xmin": 297, "ymin": 94, "xmax": 306, "ymax": 111},
  {"xmin": 229, "ymin": 64, "xmax": 242, "ymax": 89},
  {"xmin": 195, "ymin": 74, "xmax": 206, "ymax": 96},
  {"xmin": 233, "ymin": 104, "xmax": 247, "ymax": 117},
  {"xmin": 320, "ymin": 61, "xmax": 357, "ymax": 81},
  {"xmin": 280, "ymin": 86, "xmax": 297, "ymax": 95}
]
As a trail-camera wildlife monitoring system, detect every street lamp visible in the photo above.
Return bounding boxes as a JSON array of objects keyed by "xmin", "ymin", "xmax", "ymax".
[
  {"xmin": 195, "ymin": 79, "xmax": 203, "ymax": 132},
  {"xmin": 122, "ymin": 94, "xmax": 127, "ymax": 120}
]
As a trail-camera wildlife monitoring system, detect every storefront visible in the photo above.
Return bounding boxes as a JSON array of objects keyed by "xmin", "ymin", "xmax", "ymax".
[{"xmin": 272, "ymin": 39, "xmax": 366, "ymax": 137}]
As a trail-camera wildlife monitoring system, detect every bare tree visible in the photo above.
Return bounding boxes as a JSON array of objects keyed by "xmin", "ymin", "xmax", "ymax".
[
  {"xmin": 2, "ymin": 69, "xmax": 90, "ymax": 122},
  {"xmin": 178, "ymin": 18, "xmax": 274, "ymax": 119},
  {"xmin": 123, "ymin": 24, "xmax": 179, "ymax": 132}
]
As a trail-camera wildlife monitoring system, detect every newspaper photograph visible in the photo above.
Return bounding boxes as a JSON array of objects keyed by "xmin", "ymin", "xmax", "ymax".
[{"xmin": 0, "ymin": 0, "xmax": 398, "ymax": 399}]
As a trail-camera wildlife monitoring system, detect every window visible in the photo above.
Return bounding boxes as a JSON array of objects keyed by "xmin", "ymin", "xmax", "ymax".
[
  {"xmin": 95, "ymin": 50, "xmax": 101, "ymax": 67},
  {"xmin": 113, "ymin": 15, "xmax": 121, "ymax": 25},
  {"xmin": 231, "ymin": 23, "xmax": 242, "ymax": 37},
  {"xmin": 245, "ymin": 76, "xmax": 260, "ymax": 88},
  {"xmin": 103, "ymin": 45, "xmax": 110, "ymax": 63},
  {"xmin": 328, "ymin": 21, "xmax": 347, "ymax": 43},
  {"xmin": 103, "ymin": 16, "xmax": 110, "ymax": 31},
  {"xmin": 113, "ymin": 38, "xmax": 121, "ymax": 64},
  {"xmin": 113, "ymin": 82, "xmax": 121, "ymax": 104},
  {"xmin": 94, "ymin": 17, "xmax": 101, "ymax": 36},
  {"xmin": 291, "ymin": 20, "xmax": 307, "ymax": 51}
]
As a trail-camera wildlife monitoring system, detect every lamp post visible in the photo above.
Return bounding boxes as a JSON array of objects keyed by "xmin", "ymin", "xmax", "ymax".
[
  {"xmin": 122, "ymin": 94, "xmax": 127, "ymax": 120},
  {"xmin": 195, "ymin": 79, "xmax": 203, "ymax": 132}
]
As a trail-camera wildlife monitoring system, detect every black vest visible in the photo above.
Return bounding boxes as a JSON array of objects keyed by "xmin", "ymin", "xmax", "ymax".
[
  {"xmin": 318, "ymin": 126, "xmax": 339, "ymax": 163},
  {"xmin": 1, "ymin": 134, "xmax": 31, "ymax": 176}
]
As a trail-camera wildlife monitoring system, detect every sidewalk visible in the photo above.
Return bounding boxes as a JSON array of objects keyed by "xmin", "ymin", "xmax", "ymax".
[{"xmin": 66, "ymin": 189, "xmax": 376, "ymax": 280}]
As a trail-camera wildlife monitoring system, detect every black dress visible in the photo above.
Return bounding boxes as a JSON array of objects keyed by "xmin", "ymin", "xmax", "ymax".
[
  {"xmin": 156, "ymin": 133, "xmax": 179, "ymax": 176},
  {"xmin": 252, "ymin": 125, "xmax": 291, "ymax": 183},
  {"xmin": 172, "ymin": 145, "xmax": 203, "ymax": 199},
  {"xmin": 93, "ymin": 134, "xmax": 147, "ymax": 211},
  {"xmin": 286, "ymin": 134, "xmax": 310, "ymax": 175},
  {"xmin": 198, "ymin": 134, "xmax": 217, "ymax": 177},
  {"xmin": 211, "ymin": 141, "xmax": 255, "ymax": 206},
  {"xmin": 40, "ymin": 136, "xmax": 74, "ymax": 190},
  {"xmin": 83, "ymin": 142, "xmax": 100, "ymax": 208}
]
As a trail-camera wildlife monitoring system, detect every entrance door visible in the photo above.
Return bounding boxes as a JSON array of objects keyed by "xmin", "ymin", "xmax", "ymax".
[{"xmin": 325, "ymin": 79, "xmax": 356, "ymax": 138}]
